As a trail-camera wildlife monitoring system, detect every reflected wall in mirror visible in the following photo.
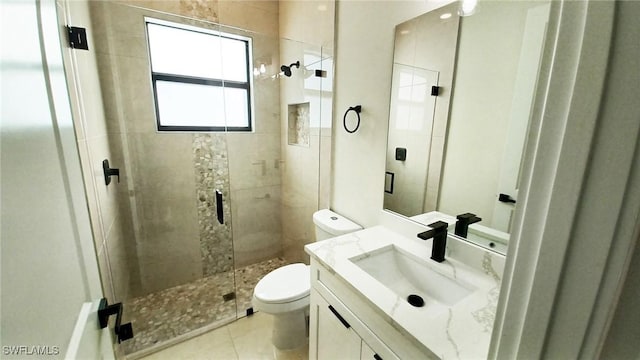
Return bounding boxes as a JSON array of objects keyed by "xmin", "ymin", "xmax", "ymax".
[{"xmin": 384, "ymin": 0, "xmax": 551, "ymax": 252}]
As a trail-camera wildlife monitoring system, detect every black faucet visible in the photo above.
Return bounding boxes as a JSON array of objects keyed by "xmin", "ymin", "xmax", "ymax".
[
  {"xmin": 454, "ymin": 213, "xmax": 482, "ymax": 238},
  {"xmin": 417, "ymin": 221, "xmax": 449, "ymax": 263}
]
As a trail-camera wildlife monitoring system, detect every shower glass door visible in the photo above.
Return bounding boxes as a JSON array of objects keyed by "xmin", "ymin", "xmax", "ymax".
[
  {"xmin": 83, "ymin": 4, "xmax": 245, "ymax": 354},
  {"xmin": 78, "ymin": 1, "xmax": 333, "ymax": 356}
]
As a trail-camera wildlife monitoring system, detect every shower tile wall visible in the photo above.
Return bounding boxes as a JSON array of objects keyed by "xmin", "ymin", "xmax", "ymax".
[
  {"xmin": 227, "ymin": 29, "xmax": 284, "ymax": 269},
  {"xmin": 129, "ymin": 133, "xmax": 202, "ymax": 294},
  {"xmin": 193, "ymin": 134, "xmax": 234, "ymax": 276},
  {"xmin": 90, "ymin": 0, "xmax": 283, "ymax": 298},
  {"xmin": 278, "ymin": 0, "xmax": 335, "ymax": 263},
  {"xmin": 227, "ymin": 131, "xmax": 283, "ymax": 268}
]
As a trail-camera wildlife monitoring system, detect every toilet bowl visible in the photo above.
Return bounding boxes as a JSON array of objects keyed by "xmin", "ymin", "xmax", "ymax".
[{"xmin": 252, "ymin": 209, "xmax": 362, "ymax": 351}]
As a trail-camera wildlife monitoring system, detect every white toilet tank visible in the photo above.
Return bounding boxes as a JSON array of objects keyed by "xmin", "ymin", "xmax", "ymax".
[{"xmin": 313, "ymin": 209, "xmax": 362, "ymax": 241}]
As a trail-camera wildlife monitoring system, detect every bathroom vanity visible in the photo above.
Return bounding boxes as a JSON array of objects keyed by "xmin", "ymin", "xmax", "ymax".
[{"xmin": 305, "ymin": 213, "xmax": 505, "ymax": 359}]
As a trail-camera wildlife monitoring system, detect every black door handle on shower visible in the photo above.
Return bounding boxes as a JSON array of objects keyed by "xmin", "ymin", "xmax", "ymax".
[
  {"xmin": 102, "ymin": 159, "xmax": 119, "ymax": 186},
  {"xmin": 215, "ymin": 190, "xmax": 224, "ymax": 224},
  {"xmin": 498, "ymin": 193, "xmax": 517, "ymax": 204}
]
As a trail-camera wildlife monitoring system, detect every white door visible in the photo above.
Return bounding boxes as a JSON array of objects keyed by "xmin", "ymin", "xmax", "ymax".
[
  {"xmin": 492, "ymin": 3, "xmax": 551, "ymax": 232},
  {"xmin": 0, "ymin": 0, "xmax": 115, "ymax": 358}
]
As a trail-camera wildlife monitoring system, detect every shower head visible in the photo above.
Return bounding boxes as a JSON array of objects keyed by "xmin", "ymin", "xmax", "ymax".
[{"xmin": 280, "ymin": 61, "xmax": 300, "ymax": 77}]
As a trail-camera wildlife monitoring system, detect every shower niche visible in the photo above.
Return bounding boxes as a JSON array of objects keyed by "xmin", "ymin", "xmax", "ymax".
[{"xmin": 288, "ymin": 102, "xmax": 311, "ymax": 147}]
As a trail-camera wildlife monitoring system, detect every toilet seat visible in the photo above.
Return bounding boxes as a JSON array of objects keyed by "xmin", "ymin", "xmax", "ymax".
[{"xmin": 254, "ymin": 263, "xmax": 310, "ymax": 304}]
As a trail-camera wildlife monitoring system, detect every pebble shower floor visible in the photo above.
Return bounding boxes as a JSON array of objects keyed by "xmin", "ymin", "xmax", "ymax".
[{"xmin": 122, "ymin": 257, "xmax": 289, "ymax": 355}]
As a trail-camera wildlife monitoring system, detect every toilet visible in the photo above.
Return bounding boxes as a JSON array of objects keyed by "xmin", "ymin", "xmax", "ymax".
[{"xmin": 252, "ymin": 209, "xmax": 362, "ymax": 350}]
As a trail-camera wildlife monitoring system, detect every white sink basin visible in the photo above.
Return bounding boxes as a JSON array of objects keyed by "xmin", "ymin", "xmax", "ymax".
[{"xmin": 350, "ymin": 245, "xmax": 474, "ymax": 307}]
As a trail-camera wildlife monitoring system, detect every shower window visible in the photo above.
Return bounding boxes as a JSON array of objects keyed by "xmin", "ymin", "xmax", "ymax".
[{"xmin": 145, "ymin": 18, "xmax": 253, "ymax": 131}]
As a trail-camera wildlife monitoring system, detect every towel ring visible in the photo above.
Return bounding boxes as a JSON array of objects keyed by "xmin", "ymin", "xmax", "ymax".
[{"xmin": 343, "ymin": 105, "xmax": 362, "ymax": 133}]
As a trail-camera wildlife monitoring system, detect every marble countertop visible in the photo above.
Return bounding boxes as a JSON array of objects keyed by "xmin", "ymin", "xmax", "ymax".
[{"xmin": 305, "ymin": 225, "xmax": 503, "ymax": 359}]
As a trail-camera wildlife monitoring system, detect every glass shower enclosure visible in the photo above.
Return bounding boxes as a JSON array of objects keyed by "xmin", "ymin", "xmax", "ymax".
[{"xmin": 75, "ymin": 1, "xmax": 333, "ymax": 355}]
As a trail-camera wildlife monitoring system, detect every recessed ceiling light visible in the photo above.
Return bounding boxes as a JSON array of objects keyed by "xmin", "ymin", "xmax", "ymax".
[{"xmin": 440, "ymin": 12, "xmax": 452, "ymax": 20}]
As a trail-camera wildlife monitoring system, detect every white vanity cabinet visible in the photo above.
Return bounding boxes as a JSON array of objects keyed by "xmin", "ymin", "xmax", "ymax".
[
  {"xmin": 310, "ymin": 289, "xmax": 370, "ymax": 359},
  {"xmin": 309, "ymin": 259, "xmax": 433, "ymax": 360},
  {"xmin": 360, "ymin": 342, "xmax": 379, "ymax": 360},
  {"xmin": 310, "ymin": 287, "xmax": 399, "ymax": 360}
]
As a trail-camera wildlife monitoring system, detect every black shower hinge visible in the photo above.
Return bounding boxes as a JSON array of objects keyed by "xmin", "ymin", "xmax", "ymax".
[
  {"xmin": 97, "ymin": 298, "xmax": 134, "ymax": 343},
  {"xmin": 431, "ymin": 85, "xmax": 441, "ymax": 96},
  {"xmin": 67, "ymin": 26, "xmax": 89, "ymax": 50}
]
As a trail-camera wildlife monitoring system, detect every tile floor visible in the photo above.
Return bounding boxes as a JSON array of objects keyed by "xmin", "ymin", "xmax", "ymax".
[
  {"xmin": 123, "ymin": 257, "xmax": 290, "ymax": 355},
  {"xmin": 139, "ymin": 312, "xmax": 309, "ymax": 360}
]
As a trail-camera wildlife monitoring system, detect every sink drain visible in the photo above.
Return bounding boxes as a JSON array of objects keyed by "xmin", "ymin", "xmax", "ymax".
[{"xmin": 407, "ymin": 294, "xmax": 425, "ymax": 307}]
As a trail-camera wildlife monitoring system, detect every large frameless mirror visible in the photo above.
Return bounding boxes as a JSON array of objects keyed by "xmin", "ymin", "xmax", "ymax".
[{"xmin": 383, "ymin": 1, "xmax": 551, "ymax": 253}]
